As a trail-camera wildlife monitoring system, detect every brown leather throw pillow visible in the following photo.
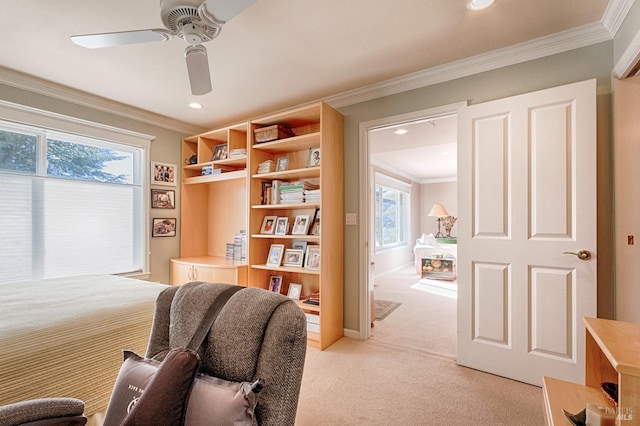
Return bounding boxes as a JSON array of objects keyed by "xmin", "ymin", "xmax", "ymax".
[{"xmin": 120, "ymin": 347, "xmax": 199, "ymax": 426}]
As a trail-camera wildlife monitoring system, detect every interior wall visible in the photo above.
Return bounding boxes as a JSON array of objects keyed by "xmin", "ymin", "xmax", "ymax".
[
  {"xmin": 0, "ymin": 83, "xmax": 189, "ymax": 284},
  {"xmin": 338, "ymin": 41, "xmax": 615, "ymax": 332},
  {"xmin": 420, "ymin": 181, "xmax": 458, "ymax": 238}
]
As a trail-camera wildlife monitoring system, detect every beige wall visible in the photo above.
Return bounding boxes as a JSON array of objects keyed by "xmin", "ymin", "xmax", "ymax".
[
  {"xmin": 420, "ymin": 181, "xmax": 458, "ymax": 238},
  {"xmin": 338, "ymin": 41, "xmax": 615, "ymax": 332}
]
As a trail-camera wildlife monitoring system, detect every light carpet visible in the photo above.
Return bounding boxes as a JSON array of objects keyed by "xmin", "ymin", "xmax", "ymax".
[
  {"xmin": 412, "ymin": 277, "xmax": 457, "ymax": 299},
  {"xmin": 295, "ymin": 264, "xmax": 544, "ymax": 425}
]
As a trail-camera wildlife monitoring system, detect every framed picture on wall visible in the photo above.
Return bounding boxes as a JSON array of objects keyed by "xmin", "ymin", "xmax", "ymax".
[
  {"xmin": 151, "ymin": 161, "xmax": 177, "ymax": 186},
  {"xmin": 152, "ymin": 218, "xmax": 177, "ymax": 237},
  {"xmin": 151, "ymin": 189, "xmax": 175, "ymax": 209}
]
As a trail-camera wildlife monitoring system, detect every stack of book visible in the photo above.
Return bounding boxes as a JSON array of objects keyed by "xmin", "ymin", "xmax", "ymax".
[
  {"xmin": 304, "ymin": 291, "xmax": 320, "ymax": 306},
  {"xmin": 279, "ymin": 182, "xmax": 305, "ymax": 204},
  {"xmin": 225, "ymin": 243, "xmax": 235, "ymax": 260},
  {"xmin": 233, "ymin": 230, "xmax": 247, "ymax": 262},
  {"xmin": 257, "ymin": 160, "xmax": 275, "ymax": 174},
  {"xmin": 304, "ymin": 189, "xmax": 321, "ymax": 203},
  {"xmin": 229, "ymin": 148, "xmax": 246, "ymax": 158}
]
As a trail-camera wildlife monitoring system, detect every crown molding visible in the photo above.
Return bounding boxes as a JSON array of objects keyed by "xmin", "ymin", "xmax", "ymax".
[
  {"xmin": 0, "ymin": 66, "xmax": 205, "ymax": 135},
  {"xmin": 326, "ymin": 21, "xmax": 612, "ymax": 109},
  {"xmin": 602, "ymin": 0, "xmax": 636, "ymax": 37}
]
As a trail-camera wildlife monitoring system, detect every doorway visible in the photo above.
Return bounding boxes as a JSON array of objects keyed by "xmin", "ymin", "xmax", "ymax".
[{"xmin": 357, "ymin": 102, "xmax": 465, "ymax": 342}]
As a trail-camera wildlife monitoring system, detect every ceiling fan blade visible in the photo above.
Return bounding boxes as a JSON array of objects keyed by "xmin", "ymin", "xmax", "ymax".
[
  {"xmin": 202, "ymin": 0, "xmax": 257, "ymax": 23},
  {"xmin": 71, "ymin": 29, "xmax": 173, "ymax": 49},
  {"xmin": 185, "ymin": 45, "xmax": 212, "ymax": 95}
]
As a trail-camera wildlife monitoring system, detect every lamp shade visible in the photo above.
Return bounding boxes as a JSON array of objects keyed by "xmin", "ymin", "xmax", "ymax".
[{"xmin": 428, "ymin": 204, "xmax": 449, "ymax": 217}]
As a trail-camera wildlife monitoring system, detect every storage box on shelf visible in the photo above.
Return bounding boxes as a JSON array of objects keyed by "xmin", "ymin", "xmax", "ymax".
[
  {"xmin": 542, "ymin": 317, "xmax": 640, "ymax": 425},
  {"xmin": 248, "ymin": 102, "xmax": 344, "ymax": 350},
  {"xmin": 171, "ymin": 122, "xmax": 249, "ymax": 286}
]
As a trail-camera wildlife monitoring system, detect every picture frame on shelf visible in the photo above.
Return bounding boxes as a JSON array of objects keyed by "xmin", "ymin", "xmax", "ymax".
[
  {"xmin": 305, "ymin": 245, "xmax": 320, "ymax": 270},
  {"xmin": 151, "ymin": 189, "xmax": 175, "ymax": 209},
  {"xmin": 260, "ymin": 215, "xmax": 278, "ymax": 234},
  {"xmin": 212, "ymin": 143, "xmax": 228, "ymax": 161},
  {"xmin": 291, "ymin": 214, "xmax": 311, "ymax": 235},
  {"xmin": 287, "ymin": 283, "xmax": 303, "ymax": 300},
  {"xmin": 306, "ymin": 147, "xmax": 320, "ymax": 167},
  {"xmin": 309, "ymin": 208, "xmax": 320, "ymax": 235},
  {"xmin": 268, "ymin": 275, "xmax": 283, "ymax": 293},
  {"xmin": 274, "ymin": 217, "xmax": 289, "ymax": 236},
  {"xmin": 151, "ymin": 161, "xmax": 177, "ymax": 186},
  {"xmin": 292, "ymin": 239, "xmax": 308, "ymax": 252},
  {"xmin": 266, "ymin": 244, "xmax": 285, "ymax": 267},
  {"xmin": 283, "ymin": 249, "xmax": 304, "ymax": 267},
  {"xmin": 276, "ymin": 156, "xmax": 290, "ymax": 172},
  {"xmin": 152, "ymin": 218, "xmax": 177, "ymax": 237}
]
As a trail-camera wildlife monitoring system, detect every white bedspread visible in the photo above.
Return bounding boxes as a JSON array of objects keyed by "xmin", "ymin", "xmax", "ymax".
[{"xmin": 0, "ymin": 274, "xmax": 168, "ymax": 415}]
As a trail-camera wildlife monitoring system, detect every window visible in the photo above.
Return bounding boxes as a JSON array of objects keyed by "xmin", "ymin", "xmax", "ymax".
[
  {"xmin": 0, "ymin": 119, "xmax": 147, "ymax": 284},
  {"xmin": 375, "ymin": 174, "xmax": 410, "ymax": 249}
]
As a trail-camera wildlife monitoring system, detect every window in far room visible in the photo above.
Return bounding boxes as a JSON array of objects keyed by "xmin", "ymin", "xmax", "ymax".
[
  {"xmin": 374, "ymin": 173, "xmax": 410, "ymax": 250},
  {"xmin": 0, "ymin": 119, "xmax": 147, "ymax": 284}
]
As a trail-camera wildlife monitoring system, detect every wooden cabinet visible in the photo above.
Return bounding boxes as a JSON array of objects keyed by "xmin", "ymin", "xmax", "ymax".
[
  {"xmin": 543, "ymin": 317, "xmax": 640, "ymax": 425},
  {"xmin": 248, "ymin": 102, "xmax": 344, "ymax": 350},
  {"xmin": 171, "ymin": 122, "xmax": 249, "ymax": 286},
  {"xmin": 170, "ymin": 257, "xmax": 247, "ymax": 286}
]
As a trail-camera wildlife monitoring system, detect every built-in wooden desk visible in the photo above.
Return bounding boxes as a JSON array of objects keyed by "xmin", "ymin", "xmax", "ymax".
[{"xmin": 543, "ymin": 317, "xmax": 640, "ymax": 425}]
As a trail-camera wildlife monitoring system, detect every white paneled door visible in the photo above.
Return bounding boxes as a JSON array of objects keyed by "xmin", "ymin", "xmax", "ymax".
[{"xmin": 456, "ymin": 80, "xmax": 597, "ymax": 386}]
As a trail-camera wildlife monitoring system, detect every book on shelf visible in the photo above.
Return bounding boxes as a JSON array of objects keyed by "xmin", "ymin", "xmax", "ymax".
[
  {"xmin": 257, "ymin": 160, "xmax": 275, "ymax": 174},
  {"xmin": 303, "ymin": 291, "xmax": 320, "ymax": 306},
  {"xmin": 232, "ymin": 230, "xmax": 247, "ymax": 262},
  {"xmin": 225, "ymin": 243, "xmax": 234, "ymax": 260},
  {"xmin": 229, "ymin": 148, "xmax": 246, "ymax": 158}
]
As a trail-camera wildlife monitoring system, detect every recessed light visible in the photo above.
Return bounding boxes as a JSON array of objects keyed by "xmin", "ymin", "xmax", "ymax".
[
  {"xmin": 468, "ymin": 0, "xmax": 495, "ymax": 10},
  {"xmin": 189, "ymin": 102, "xmax": 203, "ymax": 109},
  {"xmin": 394, "ymin": 129, "xmax": 408, "ymax": 135}
]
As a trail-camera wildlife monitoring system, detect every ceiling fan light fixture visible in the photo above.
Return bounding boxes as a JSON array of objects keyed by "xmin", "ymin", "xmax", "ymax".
[
  {"xmin": 468, "ymin": 0, "xmax": 496, "ymax": 10},
  {"xmin": 185, "ymin": 44, "xmax": 212, "ymax": 95}
]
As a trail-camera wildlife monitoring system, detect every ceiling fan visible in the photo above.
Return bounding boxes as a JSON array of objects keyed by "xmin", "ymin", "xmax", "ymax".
[{"xmin": 71, "ymin": 0, "xmax": 257, "ymax": 95}]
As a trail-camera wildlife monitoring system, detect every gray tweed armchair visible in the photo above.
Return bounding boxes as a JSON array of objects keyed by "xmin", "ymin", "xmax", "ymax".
[
  {"xmin": 146, "ymin": 281, "xmax": 308, "ymax": 426},
  {"xmin": 0, "ymin": 281, "xmax": 307, "ymax": 426}
]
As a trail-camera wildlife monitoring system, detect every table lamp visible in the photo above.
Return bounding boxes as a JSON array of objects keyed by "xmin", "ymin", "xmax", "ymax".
[{"xmin": 428, "ymin": 204, "xmax": 449, "ymax": 238}]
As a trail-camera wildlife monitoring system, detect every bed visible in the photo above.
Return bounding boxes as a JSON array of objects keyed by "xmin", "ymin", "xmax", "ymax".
[{"xmin": 0, "ymin": 274, "xmax": 169, "ymax": 418}]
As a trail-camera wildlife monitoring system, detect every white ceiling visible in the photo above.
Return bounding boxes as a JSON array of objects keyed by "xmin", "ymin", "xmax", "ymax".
[
  {"xmin": 0, "ymin": 0, "xmax": 614, "ymax": 131},
  {"xmin": 370, "ymin": 116, "xmax": 458, "ymax": 182}
]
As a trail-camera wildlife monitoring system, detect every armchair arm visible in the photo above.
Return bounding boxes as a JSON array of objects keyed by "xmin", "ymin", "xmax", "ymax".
[{"xmin": 0, "ymin": 398, "xmax": 86, "ymax": 426}]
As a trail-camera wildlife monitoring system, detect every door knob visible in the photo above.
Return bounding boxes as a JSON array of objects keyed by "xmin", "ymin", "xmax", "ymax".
[{"xmin": 562, "ymin": 250, "xmax": 592, "ymax": 260}]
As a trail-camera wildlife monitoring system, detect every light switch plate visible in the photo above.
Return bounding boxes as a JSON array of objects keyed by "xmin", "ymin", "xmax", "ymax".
[{"xmin": 345, "ymin": 213, "xmax": 357, "ymax": 226}]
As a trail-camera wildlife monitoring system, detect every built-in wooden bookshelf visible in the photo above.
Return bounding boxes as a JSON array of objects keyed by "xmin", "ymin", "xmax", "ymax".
[
  {"xmin": 542, "ymin": 317, "xmax": 640, "ymax": 425},
  {"xmin": 248, "ymin": 102, "xmax": 344, "ymax": 350},
  {"xmin": 171, "ymin": 122, "xmax": 249, "ymax": 286},
  {"xmin": 171, "ymin": 102, "xmax": 344, "ymax": 350}
]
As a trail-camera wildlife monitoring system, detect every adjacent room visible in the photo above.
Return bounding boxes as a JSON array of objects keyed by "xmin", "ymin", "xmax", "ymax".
[{"xmin": 1, "ymin": 0, "xmax": 640, "ymax": 425}]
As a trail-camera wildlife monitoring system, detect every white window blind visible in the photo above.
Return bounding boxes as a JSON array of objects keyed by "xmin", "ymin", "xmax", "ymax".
[{"xmin": 0, "ymin": 101, "xmax": 151, "ymax": 283}]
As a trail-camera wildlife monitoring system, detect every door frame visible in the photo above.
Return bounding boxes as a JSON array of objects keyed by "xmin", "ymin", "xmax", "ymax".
[{"xmin": 357, "ymin": 101, "xmax": 467, "ymax": 339}]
